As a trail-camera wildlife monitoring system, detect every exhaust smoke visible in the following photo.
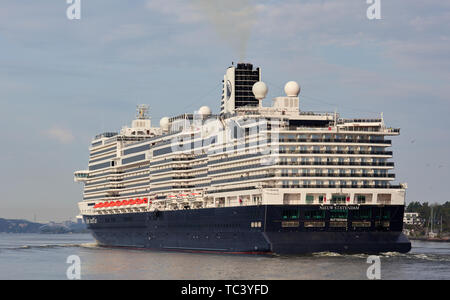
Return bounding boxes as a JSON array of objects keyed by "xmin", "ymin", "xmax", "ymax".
[{"xmin": 191, "ymin": 0, "xmax": 257, "ymax": 61}]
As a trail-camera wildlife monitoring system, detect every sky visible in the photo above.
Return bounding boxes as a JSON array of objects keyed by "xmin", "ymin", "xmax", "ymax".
[{"xmin": 0, "ymin": 0, "xmax": 449, "ymax": 222}]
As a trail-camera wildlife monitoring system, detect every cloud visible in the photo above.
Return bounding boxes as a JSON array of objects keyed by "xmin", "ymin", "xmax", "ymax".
[
  {"xmin": 143, "ymin": 0, "xmax": 449, "ymax": 81},
  {"xmin": 145, "ymin": 0, "xmax": 258, "ymax": 60},
  {"xmin": 0, "ymin": 0, "xmax": 449, "ymax": 222},
  {"xmin": 190, "ymin": 0, "xmax": 258, "ymax": 61},
  {"xmin": 145, "ymin": 0, "xmax": 204, "ymax": 24},
  {"xmin": 43, "ymin": 127, "xmax": 75, "ymax": 144},
  {"xmin": 100, "ymin": 24, "xmax": 149, "ymax": 44}
]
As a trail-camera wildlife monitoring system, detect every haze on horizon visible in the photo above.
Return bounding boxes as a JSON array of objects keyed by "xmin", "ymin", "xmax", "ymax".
[{"xmin": 0, "ymin": 0, "xmax": 449, "ymax": 222}]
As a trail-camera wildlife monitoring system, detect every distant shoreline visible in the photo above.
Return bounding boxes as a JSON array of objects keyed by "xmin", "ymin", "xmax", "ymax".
[
  {"xmin": 0, "ymin": 232, "xmax": 90, "ymax": 235},
  {"xmin": 409, "ymin": 237, "xmax": 450, "ymax": 243},
  {"xmin": 0, "ymin": 218, "xmax": 87, "ymax": 234}
]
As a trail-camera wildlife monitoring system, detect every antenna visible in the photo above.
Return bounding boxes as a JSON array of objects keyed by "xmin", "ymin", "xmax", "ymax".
[
  {"xmin": 431, "ymin": 206, "xmax": 434, "ymax": 234},
  {"xmin": 136, "ymin": 104, "xmax": 150, "ymax": 120}
]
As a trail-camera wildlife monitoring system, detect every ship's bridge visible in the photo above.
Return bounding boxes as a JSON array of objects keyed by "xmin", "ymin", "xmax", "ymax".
[
  {"xmin": 120, "ymin": 104, "xmax": 161, "ymax": 138},
  {"xmin": 74, "ymin": 170, "xmax": 89, "ymax": 182}
]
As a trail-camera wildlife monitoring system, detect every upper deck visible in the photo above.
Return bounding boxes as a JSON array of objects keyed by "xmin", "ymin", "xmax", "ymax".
[{"xmin": 75, "ymin": 63, "xmax": 406, "ymax": 217}]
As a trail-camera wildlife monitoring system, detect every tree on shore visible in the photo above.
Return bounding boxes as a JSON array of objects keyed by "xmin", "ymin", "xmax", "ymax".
[{"xmin": 406, "ymin": 201, "xmax": 450, "ymax": 233}]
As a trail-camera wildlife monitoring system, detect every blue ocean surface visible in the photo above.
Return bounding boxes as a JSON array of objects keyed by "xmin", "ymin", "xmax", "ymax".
[{"xmin": 0, "ymin": 233, "xmax": 448, "ymax": 280}]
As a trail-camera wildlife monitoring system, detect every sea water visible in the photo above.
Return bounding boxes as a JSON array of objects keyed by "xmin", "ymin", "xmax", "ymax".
[{"xmin": 0, "ymin": 233, "xmax": 448, "ymax": 280}]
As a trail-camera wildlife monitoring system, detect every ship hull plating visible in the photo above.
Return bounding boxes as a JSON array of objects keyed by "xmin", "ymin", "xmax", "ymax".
[{"xmin": 84, "ymin": 205, "xmax": 411, "ymax": 255}]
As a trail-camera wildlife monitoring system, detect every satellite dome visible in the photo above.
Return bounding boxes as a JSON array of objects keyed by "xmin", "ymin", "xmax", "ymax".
[
  {"xmin": 159, "ymin": 117, "xmax": 169, "ymax": 131},
  {"xmin": 284, "ymin": 81, "xmax": 300, "ymax": 97},
  {"xmin": 252, "ymin": 81, "xmax": 268, "ymax": 100},
  {"xmin": 198, "ymin": 106, "xmax": 212, "ymax": 116}
]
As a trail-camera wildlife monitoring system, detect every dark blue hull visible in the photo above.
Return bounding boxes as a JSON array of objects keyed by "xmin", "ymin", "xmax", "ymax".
[{"xmin": 83, "ymin": 205, "xmax": 411, "ymax": 254}]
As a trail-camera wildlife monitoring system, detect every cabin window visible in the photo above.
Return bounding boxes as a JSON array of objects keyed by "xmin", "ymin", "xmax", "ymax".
[
  {"xmin": 331, "ymin": 195, "xmax": 346, "ymax": 204},
  {"xmin": 282, "ymin": 209, "xmax": 299, "ymax": 220},
  {"xmin": 330, "ymin": 210, "xmax": 348, "ymax": 220},
  {"xmin": 304, "ymin": 210, "xmax": 325, "ymax": 220},
  {"xmin": 356, "ymin": 195, "xmax": 366, "ymax": 204},
  {"xmin": 353, "ymin": 208, "xmax": 372, "ymax": 220}
]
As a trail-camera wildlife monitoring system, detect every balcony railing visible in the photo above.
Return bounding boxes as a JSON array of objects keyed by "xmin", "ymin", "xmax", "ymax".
[
  {"xmin": 278, "ymin": 138, "xmax": 392, "ymax": 145},
  {"xmin": 280, "ymin": 184, "xmax": 402, "ymax": 189},
  {"xmin": 280, "ymin": 173, "xmax": 395, "ymax": 178},
  {"xmin": 278, "ymin": 150, "xmax": 393, "ymax": 155},
  {"xmin": 278, "ymin": 161, "xmax": 394, "ymax": 167}
]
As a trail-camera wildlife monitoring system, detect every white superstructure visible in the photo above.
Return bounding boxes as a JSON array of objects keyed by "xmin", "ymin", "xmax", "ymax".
[{"xmin": 75, "ymin": 63, "xmax": 406, "ymax": 217}]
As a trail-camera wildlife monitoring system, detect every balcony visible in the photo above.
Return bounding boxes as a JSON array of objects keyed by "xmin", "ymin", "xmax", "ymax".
[
  {"xmin": 279, "ymin": 138, "xmax": 392, "ymax": 145},
  {"xmin": 280, "ymin": 184, "xmax": 402, "ymax": 189},
  {"xmin": 278, "ymin": 149, "xmax": 393, "ymax": 156},
  {"xmin": 278, "ymin": 161, "xmax": 394, "ymax": 167},
  {"xmin": 280, "ymin": 173, "xmax": 395, "ymax": 178}
]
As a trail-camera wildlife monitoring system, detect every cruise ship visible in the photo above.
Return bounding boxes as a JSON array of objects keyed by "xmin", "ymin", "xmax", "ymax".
[{"xmin": 74, "ymin": 63, "xmax": 411, "ymax": 254}]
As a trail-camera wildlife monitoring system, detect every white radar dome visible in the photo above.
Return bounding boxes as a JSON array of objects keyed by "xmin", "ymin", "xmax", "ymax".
[
  {"xmin": 159, "ymin": 117, "xmax": 170, "ymax": 131},
  {"xmin": 252, "ymin": 81, "xmax": 268, "ymax": 100},
  {"xmin": 284, "ymin": 81, "xmax": 300, "ymax": 97},
  {"xmin": 198, "ymin": 106, "xmax": 212, "ymax": 116}
]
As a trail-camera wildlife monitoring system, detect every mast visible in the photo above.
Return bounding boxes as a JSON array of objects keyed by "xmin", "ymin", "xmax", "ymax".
[
  {"xmin": 431, "ymin": 206, "xmax": 433, "ymax": 234},
  {"xmin": 136, "ymin": 104, "xmax": 149, "ymax": 120}
]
